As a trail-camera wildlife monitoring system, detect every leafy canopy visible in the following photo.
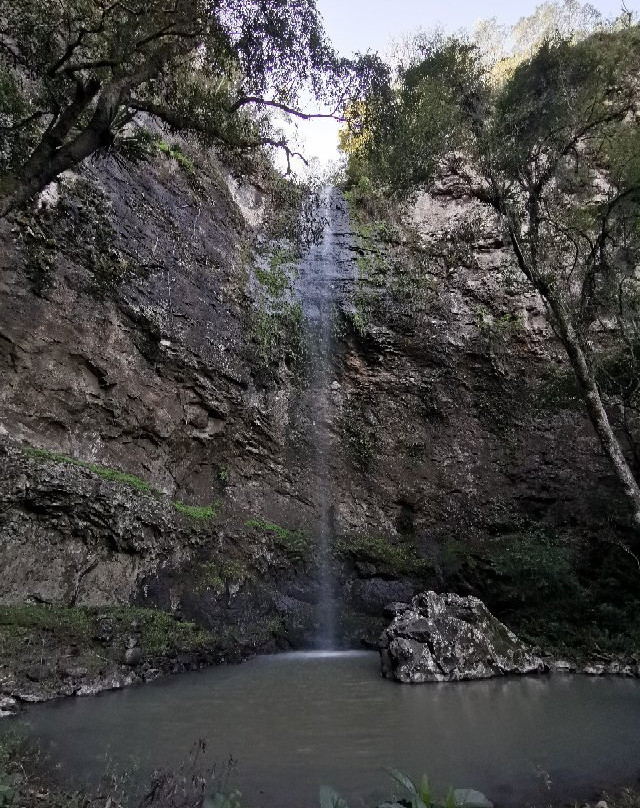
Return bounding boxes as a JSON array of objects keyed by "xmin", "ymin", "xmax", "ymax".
[{"xmin": 0, "ymin": 0, "xmax": 387, "ymax": 210}]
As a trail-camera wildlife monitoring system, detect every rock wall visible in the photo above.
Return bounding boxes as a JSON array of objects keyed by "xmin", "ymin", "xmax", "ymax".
[
  {"xmin": 0, "ymin": 144, "xmax": 633, "ymax": 649},
  {"xmin": 329, "ymin": 188, "xmax": 626, "ymax": 541}
]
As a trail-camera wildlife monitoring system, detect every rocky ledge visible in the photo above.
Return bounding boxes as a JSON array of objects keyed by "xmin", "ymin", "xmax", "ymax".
[
  {"xmin": 379, "ymin": 591, "xmax": 544, "ymax": 683},
  {"xmin": 0, "ymin": 604, "xmax": 247, "ymax": 715}
]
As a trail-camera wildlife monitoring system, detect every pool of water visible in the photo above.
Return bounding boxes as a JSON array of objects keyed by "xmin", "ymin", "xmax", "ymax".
[{"xmin": 18, "ymin": 652, "xmax": 640, "ymax": 807}]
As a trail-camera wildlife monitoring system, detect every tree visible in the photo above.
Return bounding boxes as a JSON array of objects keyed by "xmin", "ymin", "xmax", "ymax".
[
  {"xmin": 345, "ymin": 25, "xmax": 640, "ymax": 529},
  {"xmin": 0, "ymin": 0, "xmax": 384, "ymax": 217},
  {"xmin": 472, "ymin": 0, "xmax": 605, "ymax": 84}
]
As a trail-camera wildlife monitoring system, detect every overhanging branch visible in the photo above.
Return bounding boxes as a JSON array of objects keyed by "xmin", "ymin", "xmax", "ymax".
[
  {"xmin": 229, "ymin": 95, "xmax": 345, "ymax": 121},
  {"xmin": 128, "ymin": 98, "xmax": 308, "ymax": 173}
]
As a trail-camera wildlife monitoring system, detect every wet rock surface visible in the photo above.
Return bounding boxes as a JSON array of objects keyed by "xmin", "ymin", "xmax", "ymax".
[{"xmin": 379, "ymin": 591, "xmax": 544, "ymax": 683}]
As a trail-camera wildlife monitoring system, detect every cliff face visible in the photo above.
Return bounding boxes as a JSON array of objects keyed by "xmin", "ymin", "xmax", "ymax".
[
  {"xmin": 0, "ymin": 144, "xmax": 632, "ymax": 651},
  {"xmin": 331, "ymin": 188, "xmax": 624, "ymax": 539},
  {"xmin": 0, "ymin": 148, "xmax": 258, "ymax": 502}
]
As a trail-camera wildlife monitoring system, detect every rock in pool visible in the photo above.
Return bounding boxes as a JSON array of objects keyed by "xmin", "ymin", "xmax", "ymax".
[{"xmin": 378, "ymin": 591, "xmax": 544, "ymax": 683}]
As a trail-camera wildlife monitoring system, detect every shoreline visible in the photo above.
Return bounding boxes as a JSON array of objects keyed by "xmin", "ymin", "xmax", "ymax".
[{"xmin": 3, "ymin": 646, "xmax": 640, "ymax": 717}]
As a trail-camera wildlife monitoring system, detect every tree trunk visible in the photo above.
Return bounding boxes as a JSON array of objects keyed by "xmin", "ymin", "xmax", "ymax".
[
  {"xmin": 545, "ymin": 287, "xmax": 640, "ymax": 529},
  {"xmin": 502, "ymin": 221, "xmax": 640, "ymax": 529},
  {"xmin": 0, "ymin": 47, "xmax": 173, "ymax": 219},
  {"xmin": 0, "ymin": 97, "xmax": 118, "ymax": 218},
  {"xmin": 0, "ymin": 127, "xmax": 104, "ymax": 218}
]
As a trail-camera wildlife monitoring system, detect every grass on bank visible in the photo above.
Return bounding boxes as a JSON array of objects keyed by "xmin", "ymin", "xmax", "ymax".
[
  {"xmin": 0, "ymin": 733, "xmax": 232, "ymax": 808},
  {"xmin": 244, "ymin": 517, "xmax": 310, "ymax": 561},
  {"xmin": 2, "ymin": 734, "xmax": 640, "ymax": 808},
  {"xmin": 25, "ymin": 448, "xmax": 153, "ymax": 492},
  {"xmin": 0, "ymin": 604, "xmax": 216, "ymax": 662}
]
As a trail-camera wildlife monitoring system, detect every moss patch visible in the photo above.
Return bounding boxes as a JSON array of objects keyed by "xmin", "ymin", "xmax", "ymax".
[
  {"xmin": 194, "ymin": 558, "xmax": 251, "ymax": 593},
  {"xmin": 23, "ymin": 446, "xmax": 221, "ymax": 523},
  {"xmin": 24, "ymin": 448, "xmax": 154, "ymax": 492},
  {"xmin": 245, "ymin": 517, "xmax": 310, "ymax": 561},
  {"xmin": 173, "ymin": 501, "xmax": 221, "ymax": 521},
  {"xmin": 0, "ymin": 604, "xmax": 217, "ymax": 681},
  {"xmin": 334, "ymin": 534, "xmax": 430, "ymax": 577}
]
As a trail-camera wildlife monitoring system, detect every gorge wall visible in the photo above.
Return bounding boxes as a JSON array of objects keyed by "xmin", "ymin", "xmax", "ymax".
[{"xmin": 0, "ymin": 142, "xmax": 633, "ymax": 653}]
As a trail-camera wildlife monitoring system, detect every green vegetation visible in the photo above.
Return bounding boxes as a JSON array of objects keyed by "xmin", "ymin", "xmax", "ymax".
[
  {"xmin": 0, "ymin": 732, "xmax": 237, "ymax": 808},
  {"xmin": 533, "ymin": 368, "xmax": 585, "ymax": 412},
  {"xmin": 320, "ymin": 769, "xmax": 460, "ymax": 808},
  {"xmin": 441, "ymin": 528, "xmax": 640, "ymax": 659},
  {"xmin": 475, "ymin": 307, "xmax": 524, "ymax": 348},
  {"xmin": 486, "ymin": 531, "xmax": 579, "ymax": 608},
  {"xmin": 130, "ymin": 608, "xmax": 214, "ymax": 656},
  {"xmin": 348, "ymin": 244, "xmax": 387, "ymax": 337},
  {"xmin": 248, "ymin": 227, "xmax": 308, "ymax": 373},
  {"xmin": 3, "ymin": 727, "xmax": 640, "ymax": 808},
  {"xmin": 0, "ymin": 0, "xmax": 385, "ymax": 218},
  {"xmin": 0, "ymin": 603, "xmax": 93, "ymax": 635},
  {"xmin": 0, "ymin": 734, "xmax": 45, "ymax": 808},
  {"xmin": 195, "ymin": 558, "xmax": 251, "ymax": 593},
  {"xmin": 342, "ymin": 188, "xmax": 445, "ymax": 336},
  {"xmin": 255, "ymin": 264, "xmax": 290, "ymax": 298},
  {"xmin": 255, "ymin": 247, "xmax": 298, "ymax": 296},
  {"xmin": 173, "ymin": 501, "xmax": 221, "ymax": 521},
  {"xmin": 249, "ymin": 301, "xmax": 304, "ymax": 370},
  {"xmin": 24, "ymin": 447, "xmax": 221, "ymax": 523},
  {"xmin": 155, "ymin": 139, "xmax": 195, "ymax": 175},
  {"xmin": 25, "ymin": 448, "xmax": 153, "ymax": 492},
  {"xmin": 245, "ymin": 517, "xmax": 310, "ymax": 561},
  {"xmin": 15, "ymin": 177, "xmax": 135, "ymax": 298},
  {"xmin": 0, "ymin": 604, "xmax": 218, "ymax": 705},
  {"xmin": 0, "ymin": 604, "xmax": 214, "ymax": 658},
  {"xmin": 334, "ymin": 534, "xmax": 430, "ymax": 577},
  {"xmin": 119, "ymin": 128, "xmax": 198, "ymax": 177},
  {"xmin": 340, "ymin": 397, "xmax": 378, "ymax": 471},
  {"xmin": 345, "ymin": 425, "xmax": 376, "ymax": 471}
]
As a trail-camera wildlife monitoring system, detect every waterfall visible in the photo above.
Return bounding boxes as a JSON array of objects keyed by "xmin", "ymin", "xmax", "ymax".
[{"xmin": 296, "ymin": 185, "xmax": 353, "ymax": 650}]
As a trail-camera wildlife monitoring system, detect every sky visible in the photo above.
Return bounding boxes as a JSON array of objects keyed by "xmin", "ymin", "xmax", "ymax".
[{"xmin": 283, "ymin": 0, "xmax": 640, "ymax": 169}]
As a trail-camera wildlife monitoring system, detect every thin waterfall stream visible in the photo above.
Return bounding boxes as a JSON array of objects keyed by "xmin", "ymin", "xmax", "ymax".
[{"xmin": 296, "ymin": 186, "xmax": 354, "ymax": 649}]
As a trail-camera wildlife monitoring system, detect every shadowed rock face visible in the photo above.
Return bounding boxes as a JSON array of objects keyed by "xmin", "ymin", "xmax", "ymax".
[
  {"xmin": 0, "ymin": 139, "xmax": 634, "ymax": 657},
  {"xmin": 379, "ymin": 591, "xmax": 543, "ymax": 683}
]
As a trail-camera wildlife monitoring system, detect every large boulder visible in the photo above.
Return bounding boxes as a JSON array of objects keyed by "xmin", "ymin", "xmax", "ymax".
[{"xmin": 379, "ymin": 591, "xmax": 543, "ymax": 683}]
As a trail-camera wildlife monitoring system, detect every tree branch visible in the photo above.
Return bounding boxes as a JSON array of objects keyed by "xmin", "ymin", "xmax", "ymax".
[
  {"xmin": 229, "ymin": 95, "xmax": 344, "ymax": 121},
  {"xmin": 0, "ymin": 110, "xmax": 48, "ymax": 132},
  {"xmin": 59, "ymin": 59, "xmax": 119, "ymax": 75},
  {"xmin": 128, "ymin": 98, "xmax": 308, "ymax": 172}
]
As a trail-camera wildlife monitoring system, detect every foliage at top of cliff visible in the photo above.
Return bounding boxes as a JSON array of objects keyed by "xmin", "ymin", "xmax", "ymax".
[
  {"xmin": 342, "ymin": 21, "xmax": 640, "ymax": 197},
  {"xmin": 0, "ymin": 0, "xmax": 388, "ymax": 215}
]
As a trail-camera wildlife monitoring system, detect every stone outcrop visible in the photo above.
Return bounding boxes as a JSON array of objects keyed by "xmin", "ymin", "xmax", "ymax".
[
  {"xmin": 0, "ymin": 695, "xmax": 18, "ymax": 717},
  {"xmin": 379, "ymin": 591, "xmax": 544, "ymax": 683}
]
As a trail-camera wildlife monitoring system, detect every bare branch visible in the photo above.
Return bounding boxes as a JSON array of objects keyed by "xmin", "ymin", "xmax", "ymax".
[
  {"xmin": 128, "ymin": 97, "xmax": 308, "ymax": 171},
  {"xmin": 229, "ymin": 95, "xmax": 344, "ymax": 121}
]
